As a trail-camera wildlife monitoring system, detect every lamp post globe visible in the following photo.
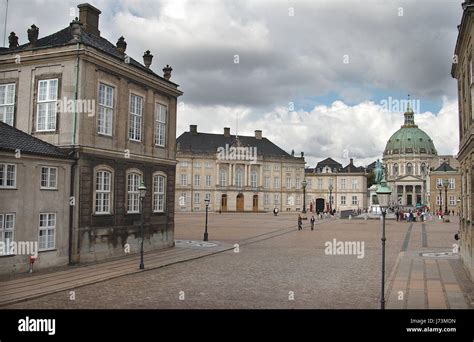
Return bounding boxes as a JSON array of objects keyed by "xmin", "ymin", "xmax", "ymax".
[
  {"xmin": 204, "ymin": 198, "xmax": 210, "ymax": 241},
  {"xmin": 138, "ymin": 181, "xmax": 147, "ymax": 270},
  {"xmin": 376, "ymin": 179, "xmax": 391, "ymax": 310},
  {"xmin": 302, "ymin": 179, "xmax": 307, "ymax": 214}
]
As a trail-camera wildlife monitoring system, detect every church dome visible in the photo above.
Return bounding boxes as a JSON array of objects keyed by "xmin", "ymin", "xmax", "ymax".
[{"xmin": 384, "ymin": 107, "xmax": 437, "ymax": 156}]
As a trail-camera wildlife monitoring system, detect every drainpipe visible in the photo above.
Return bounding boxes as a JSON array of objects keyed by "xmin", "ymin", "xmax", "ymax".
[{"xmin": 68, "ymin": 43, "xmax": 80, "ymax": 265}]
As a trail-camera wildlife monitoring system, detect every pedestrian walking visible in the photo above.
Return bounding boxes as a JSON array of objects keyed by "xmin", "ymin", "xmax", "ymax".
[
  {"xmin": 298, "ymin": 214, "xmax": 303, "ymax": 231},
  {"xmin": 310, "ymin": 215, "xmax": 315, "ymax": 231}
]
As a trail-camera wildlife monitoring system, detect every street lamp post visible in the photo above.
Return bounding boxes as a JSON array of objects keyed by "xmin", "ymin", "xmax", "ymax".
[
  {"xmin": 438, "ymin": 184, "xmax": 442, "ymax": 213},
  {"xmin": 328, "ymin": 184, "xmax": 333, "ymax": 212},
  {"xmin": 203, "ymin": 197, "xmax": 210, "ymax": 241},
  {"xmin": 376, "ymin": 178, "xmax": 392, "ymax": 310},
  {"xmin": 443, "ymin": 179, "xmax": 449, "ymax": 216},
  {"xmin": 302, "ymin": 179, "xmax": 307, "ymax": 214},
  {"xmin": 138, "ymin": 181, "xmax": 147, "ymax": 270}
]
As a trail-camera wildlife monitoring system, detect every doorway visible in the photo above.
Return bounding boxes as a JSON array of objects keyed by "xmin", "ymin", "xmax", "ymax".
[
  {"xmin": 221, "ymin": 194, "xmax": 227, "ymax": 212},
  {"xmin": 236, "ymin": 194, "xmax": 244, "ymax": 212},
  {"xmin": 252, "ymin": 195, "xmax": 258, "ymax": 212},
  {"xmin": 316, "ymin": 198, "xmax": 325, "ymax": 213}
]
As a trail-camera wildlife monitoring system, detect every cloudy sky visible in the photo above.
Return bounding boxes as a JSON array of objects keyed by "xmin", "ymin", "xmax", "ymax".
[{"xmin": 2, "ymin": 0, "xmax": 463, "ymax": 166}]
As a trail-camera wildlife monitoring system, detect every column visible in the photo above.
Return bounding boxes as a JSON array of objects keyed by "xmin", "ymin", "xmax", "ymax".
[
  {"xmin": 229, "ymin": 163, "xmax": 233, "ymax": 186},
  {"xmin": 259, "ymin": 164, "xmax": 263, "ymax": 187},
  {"xmin": 402, "ymin": 185, "xmax": 406, "ymax": 206},
  {"xmin": 244, "ymin": 164, "xmax": 248, "ymax": 187}
]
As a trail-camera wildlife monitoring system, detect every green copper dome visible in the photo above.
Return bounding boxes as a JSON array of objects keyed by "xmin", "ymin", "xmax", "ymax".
[{"xmin": 384, "ymin": 107, "xmax": 437, "ymax": 156}]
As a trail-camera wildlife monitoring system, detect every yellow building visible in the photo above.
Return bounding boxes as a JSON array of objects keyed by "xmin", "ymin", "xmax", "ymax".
[{"xmin": 429, "ymin": 162, "xmax": 462, "ymax": 215}]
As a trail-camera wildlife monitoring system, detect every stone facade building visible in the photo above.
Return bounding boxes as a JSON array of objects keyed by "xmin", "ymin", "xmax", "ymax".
[
  {"xmin": 451, "ymin": 0, "xmax": 474, "ymax": 281},
  {"xmin": 175, "ymin": 125, "xmax": 305, "ymax": 212},
  {"xmin": 0, "ymin": 122, "xmax": 73, "ymax": 274},
  {"xmin": 305, "ymin": 158, "xmax": 368, "ymax": 213},
  {"xmin": 428, "ymin": 161, "xmax": 462, "ymax": 215},
  {"xmin": 0, "ymin": 3, "xmax": 182, "ymax": 266}
]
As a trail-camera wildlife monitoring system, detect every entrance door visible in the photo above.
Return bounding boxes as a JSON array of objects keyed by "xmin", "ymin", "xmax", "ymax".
[
  {"xmin": 221, "ymin": 194, "xmax": 228, "ymax": 212},
  {"xmin": 236, "ymin": 194, "xmax": 244, "ymax": 212},
  {"xmin": 406, "ymin": 194, "xmax": 413, "ymax": 206},
  {"xmin": 316, "ymin": 198, "xmax": 325, "ymax": 213},
  {"xmin": 252, "ymin": 195, "xmax": 258, "ymax": 212}
]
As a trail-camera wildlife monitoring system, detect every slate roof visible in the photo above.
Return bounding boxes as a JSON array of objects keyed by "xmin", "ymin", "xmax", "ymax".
[
  {"xmin": 1, "ymin": 23, "xmax": 177, "ymax": 86},
  {"xmin": 434, "ymin": 162, "xmax": 457, "ymax": 172},
  {"xmin": 340, "ymin": 161, "xmax": 366, "ymax": 173},
  {"xmin": 0, "ymin": 122, "xmax": 71, "ymax": 159},
  {"xmin": 176, "ymin": 131, "xmax": 300, "ymax": 160},
  {"xmin": 315, "ymin": 157, "xmax": 342, "ymax": 170}
]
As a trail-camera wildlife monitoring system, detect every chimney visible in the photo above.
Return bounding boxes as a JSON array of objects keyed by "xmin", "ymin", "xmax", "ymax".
[
  {"xmin": 163, "ymin": 65, "xmax": 173, "ymax": 80},
  {"xmin": 116, "ymin": 36, "xmax": 127, "ymax": 54},
  {"xmin": 224, "ymin": 127, "xmax": 230, "ymax": 137},
  {"xmin": 350, "ymin": 158, "xmax": 354, "ymax": 165},
  {"xmin": 27, "ymin": 24, "xmax": 39, "ymax": 46},
  {"xmin": 255, "ymin": 130, "xmax": 262, "ymax": 140},
  {"xmin": 190, "ymin": 124, "xmax": 197, "ymax": 134},
  {"xmin": 143, "ymin": 50, "xmax": 153, "ymax": 68},
  {"xmin": 78, "ymin": 3, "xmax": 101, "ymax": 36}
]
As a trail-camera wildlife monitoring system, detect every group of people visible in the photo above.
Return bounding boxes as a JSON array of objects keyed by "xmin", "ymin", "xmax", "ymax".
[{"xmin": 395, "ymin": 208, "xmax": 431, "ymax": 222}]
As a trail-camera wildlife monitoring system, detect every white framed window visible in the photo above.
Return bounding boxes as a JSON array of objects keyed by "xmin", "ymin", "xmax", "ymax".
[
  {"xmin": 274, "ymin": 164, "xmax": 280, "ymax": 171},
  {"xmin": 393, "ymin": 164, "xmax": 398, "ymax": 175},
  {"xmin": 449, "ymin": 195, "xmax": 456, "ymax": 206},
  {"xmin": 235, "ymin": 169, "xmax": 242, "ymax": 187},
  {"xmin": 286, "ymin": 177, "xmax": 291, "ymax": 189},
  {"xmin": 41, "ymin": 166, "xmax": 57, "ymax": 189},
  {"xmin": 180, "ymin": 174, "xmax": 188, "ymax": 186},
  {"xmin": 219, "ymin": 171, "xmax": 227, "ymax": 186},
  {"xmin": 436, "ymin": 178, "xmax": 442, "ymax": 188},
  {"xmin": 286, "ymin": 166, "xmax": 291, "ymax": 172},
  {"xmin": 341, "ymin": 196, "xmax": 346, "ymax": 205},
  {"xmin": 194, "ymin": 162, "xmax": 201, "ymax": 168},
  {"xmin": 39, "ymin": 213, "xmax": 56, "ymax": 250},
  {"xmin": 0, "ymin": 163, "xmax": 16, "ymax": 188},
  {"xmin": 274, "ymin": 177, "xmax": 280, "ymax": 189},
  {"xmin": 449, "ymin": 178, "xmax": 455, "ymax": 189},
  {"xmin": 340, "ymin": 179, "xmax": 346, "ymax": 189},
  {"xmin": 264, "ymin": 193, "xmax": 269, "ymax": 205},
  {"xmin": 406, "ymin": 163, "xmax": 413, "ymax": 175},
  {"xmin": 264, "ymin": 164, "xmax": 270, "ymax": 171},
  {"xmin": 205, "ymin": 162, "xmax": 212, "ymax": 169},
  {"xmin": 317, "ymin": 178, "xmax": 323, "ymax": 189},
  {"xmin": 194, "ymin": 192, "xmax": 200, "ymax": 204},
  {"xmin": 205, "ymin": 175, "xmax": 212, "ymax": 187},
  {"xmin": 329, "ymin": 178, "xmax": 334, "ymax": 187},
  {"xmin": 36, "ymin": 79, "xmax": 58, "ymax": 131},
  {"xmin": 251, "ymin": 171, "xmax": 257, "ymax": 188},
  {"xmin": 180, "ymin": 161, "xmax": 188, "ymax": 168},
  {"xmin": 274, "ymin": 194, "xmax": 279, "ymax": 205},
  {"xmin": 296, "ymin": 195, "xmax": 302, "ymax": 205},
  {"xmin": 155, "ymin": 103, "xmax": 167, "ymax": 147},
  {"xmin": 264, "ymin": 177, "xmax": 270, "ymax": 189},
  {"xmin": 129, "ymin": 94, "xmax": 143, "ymax": 141},
  {"xmin": 0, "ymin": 83, "xmax": 15, "ymax": 125},
  {"xmin": 352, "ymin": 196, "xmax": 358, "ymax": 205},
  {"xmin": 286, "ymin": 195, "xmax": 292, "ymax": 205},
  {"xmin": 306, "ymin": 179, "xmax": 312, "ymax": 188},
  {"xmin": 127, "ymin": 171, "xmax": 142, "ymax": 213},
  {"xmin": 95, "ymin": 170, "xmax": 112, "ymax": 214},
  {"xmin": 179, "ymin": 192, "xmax": 187, "ymax": 206},
  {"xmin": 352, "ymin": 179, "xmax": 358, "ymax": 190},
  {"xmin": 194, "ymin": 174, "xmax": 200, "ymax": 187},
  {"xmin": 437, "ymin": 196, "xmax": 443, "ymax": 205},
  {"xmin": 296, "ymin": 177, "xmax": 301, "ymax": 189},
  {"xmin": 98, "ymin": 83, "xmax": 114, "ymax": 135},
  {"xmin": 0, "ymin": 213, "xmax": 15, "ymax": 254},
  {"xmin": 153, "ymin": 173, "xmax": 166, "ymax": 213}
]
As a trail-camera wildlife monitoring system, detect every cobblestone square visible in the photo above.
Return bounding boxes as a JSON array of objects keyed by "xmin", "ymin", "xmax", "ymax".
[{"xmin": 4, "ymin": 213, "xmax": 472, "ymax": 309}]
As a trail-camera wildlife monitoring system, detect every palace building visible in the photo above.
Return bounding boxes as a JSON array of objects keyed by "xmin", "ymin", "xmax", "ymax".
[{"xmin": 175, "ymin": 125, "xmax": 305, "ymax": 212}]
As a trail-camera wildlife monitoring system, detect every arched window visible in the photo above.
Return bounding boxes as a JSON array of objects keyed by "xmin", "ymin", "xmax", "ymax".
[
  {"xmin": 153, "ymin": 172, "xmax": 166, "ymax": 213},
  {"xmin": 94, "ymin": 165, "xmax": 114, "ymax": 214},
  {"xmin": 235, "ymin": 168, "xmax": 242, "ymax": 187},
  {"xmin": 393, "ymin": 163, "xmax": 398, "ymax": 176},
  {"xmin": 126, "ymin": 169, "xmax": 142, "ymax": 213},
  {"xmin": 421, "ymin": 163, "xmax": 426, "ymax": 175},
  {"xmin": 251, "ymin": 170, "xmax": 257, "ymax": 188},
  {"xmin": 406, "ymin": 163, "xmax": 413, "ymax": 175}
]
